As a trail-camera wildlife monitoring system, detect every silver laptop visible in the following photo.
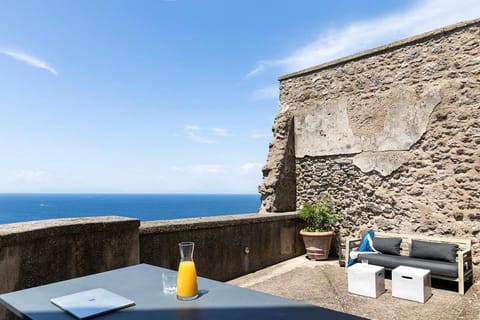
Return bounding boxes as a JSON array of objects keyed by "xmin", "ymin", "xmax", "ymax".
[{"xmin": 51, "ymin": 288, "xmax": 135, "ymax": 319}]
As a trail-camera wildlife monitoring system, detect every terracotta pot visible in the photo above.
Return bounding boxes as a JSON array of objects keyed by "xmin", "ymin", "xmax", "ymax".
[{"xmin": 299, "ymin": 230, "xmax": 334, "ymax": 260}]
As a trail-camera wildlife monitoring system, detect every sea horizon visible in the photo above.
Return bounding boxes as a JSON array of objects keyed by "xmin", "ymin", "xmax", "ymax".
[{"xmin": 0, "ymin": 193, "xmax": 261, "ymax": 225}]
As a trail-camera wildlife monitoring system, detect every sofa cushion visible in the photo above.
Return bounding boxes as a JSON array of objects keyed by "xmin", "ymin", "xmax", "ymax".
[
  {"xmin": 410, "ymin": 240, "xmax": 458, "ymax": 263},
  {"xmin": 357, "ymin": 253, "xmax": 458, "ymax": 278},
  {"xmin": 373, "ymin": 237, "xmax": 402, "ymax": 255}
]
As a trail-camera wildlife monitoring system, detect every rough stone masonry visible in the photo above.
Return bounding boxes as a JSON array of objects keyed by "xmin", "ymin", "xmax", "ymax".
[{"xmin": 259, "ymin": 19, "xmax": 480, "ymax": 264}]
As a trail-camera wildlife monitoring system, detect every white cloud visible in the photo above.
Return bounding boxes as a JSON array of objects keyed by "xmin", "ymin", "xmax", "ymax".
[
  {"xmin": 0, "ymin": 49, "xmax": 58, "ymax": 75},
  {"xmin": 172, "ymin": 164, "xmax": 227, "ymax": 174},
  {"xmin": 184, "ymin": 125, "xmax": 229, "ymax": 144},
  {"xmin": 167, "ymin": 163, "xmax": 262, "ymax": 193},
  {"xmin": 249, "ymin": 129, "xmax": 271, "ymax": 139},
  {"xmin": 240, "ymin": 162, "xmax": 263, "ymax": 173},
  {"xmin": 185, "ymin": 125, "xmax": 214, "ymax": 144},
  {"xmin": 172, "ymin": 163, "xmax": 263, "ymax": 175},
  {"xmin": 251, "ymin": 84, "xmax": 279, "ymax": 100},
  {"xmin": 245, "ymin": 60, "xmax": 270, "ymax": 78},
  {"xmin": 16, "ymin": 169, "xmax": 51, "ymax": 181},
  {"xmin": 247, "ymin": 0, "xmax": 480, "ymax": 75},
  {"xmin": 209, "ymin": 127, "xmax": 229, "ymax": 137}
]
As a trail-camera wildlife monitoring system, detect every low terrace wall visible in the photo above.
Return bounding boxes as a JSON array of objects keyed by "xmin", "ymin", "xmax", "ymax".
[
  {"xmin": 140, "ymin": 212, "xmax": 304, "ymax": 281},
  {"xmin": 0, "ymin": 213, "xmax": 305, "ymax": 318},
  {"xmin": 0, "ymin": 216, "xmax": 140, "ymax": 319}
]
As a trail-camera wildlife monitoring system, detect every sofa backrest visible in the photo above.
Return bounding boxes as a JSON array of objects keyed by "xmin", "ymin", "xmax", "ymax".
[{"xmin": 375, "ymin": 232, "xmax": 471, "ymax": 257}]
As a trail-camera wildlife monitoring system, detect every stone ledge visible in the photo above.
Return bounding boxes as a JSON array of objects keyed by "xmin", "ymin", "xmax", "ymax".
[
  {"xmin": 140, "ymin": 212, "xmax": 298, "ymax": 234},
  {"xmin": 278, "ymin": 18, "xmax": 480, "ymax": 81},
  {"xmin": 0, "ymin": 216, "xmax": 140, "ymax": 245}
]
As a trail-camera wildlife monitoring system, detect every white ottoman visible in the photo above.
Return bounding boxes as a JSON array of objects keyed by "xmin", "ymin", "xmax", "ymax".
[
  {"xmin": 392, "ymin": 266, "xmax": 432, "ymax": 303},
  {"xmin": 348, "ymin": 263, "xmax": 385, "ymax": 298}
]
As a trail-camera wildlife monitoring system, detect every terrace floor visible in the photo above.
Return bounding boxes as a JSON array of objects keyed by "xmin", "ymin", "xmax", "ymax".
[{"xmin": 228, "ymin": 255, "xmax": 480, "ymax": 320}]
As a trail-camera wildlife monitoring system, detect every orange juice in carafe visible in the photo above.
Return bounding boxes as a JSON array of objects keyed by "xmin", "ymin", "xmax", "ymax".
[
  {"xmin": 177, "ymin": 261, "xmax": 198, "ymax": 298},
  {"xmin": 176, "ymin": 242, "xmax": 198, "ymax": 300}
]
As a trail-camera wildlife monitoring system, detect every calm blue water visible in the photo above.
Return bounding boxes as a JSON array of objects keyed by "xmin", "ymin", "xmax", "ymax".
[{"xmin": 0, "ymin": 194, "xmax": 260, "ymax": 224}]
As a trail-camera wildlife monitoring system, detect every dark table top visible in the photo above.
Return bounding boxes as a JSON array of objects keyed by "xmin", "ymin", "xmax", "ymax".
[{"xmin": 0, "ymin": 263, "xmax": 363, "ymax": 319}]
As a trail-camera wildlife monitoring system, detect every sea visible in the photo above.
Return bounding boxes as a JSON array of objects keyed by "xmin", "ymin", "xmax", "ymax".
[{"xmin": 0, "ymin": 194, "xmax": 261, "ymax": 225}]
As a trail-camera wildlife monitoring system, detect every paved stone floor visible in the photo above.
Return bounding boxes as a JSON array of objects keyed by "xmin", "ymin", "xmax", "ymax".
[{"xmin": 229, "ymin": 256, "xmax": 480, "ymax": 320}]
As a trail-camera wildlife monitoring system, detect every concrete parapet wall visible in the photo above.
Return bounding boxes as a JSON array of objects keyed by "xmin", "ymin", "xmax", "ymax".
[
  {"xmin": 0, "ymin": 213, "xmax": 305, "ymax": 318},
  {"xmin": 139, "ymin": 212, "xmax": 305, "ymax": 281},
  {"xmin": 0, "ymin": 216, "xmax": 140, "ymax": 319}
]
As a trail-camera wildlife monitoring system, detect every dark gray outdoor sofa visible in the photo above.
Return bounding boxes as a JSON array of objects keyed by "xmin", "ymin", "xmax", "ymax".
[{"xmin": 345, "ymin": 232, "xmax": 473, "ymax": 294}]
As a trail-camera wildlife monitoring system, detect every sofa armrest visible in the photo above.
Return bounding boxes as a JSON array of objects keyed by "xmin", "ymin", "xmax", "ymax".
[
  {"xmin": 344, "ymin": 238, "xmax": 361, "ymax": 271},
  {"xmin": 460, "ymin": 248, "xmax": 472, "ymax": 272},
  {"xmin": 457, "ymin": 248, "xmax": 472, "ymax": 294}
]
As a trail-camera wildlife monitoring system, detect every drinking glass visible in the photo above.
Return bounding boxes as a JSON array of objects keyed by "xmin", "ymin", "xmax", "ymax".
[{"xmin": 162, "ymin": 272, "xmax": 177, "ymax": 294}]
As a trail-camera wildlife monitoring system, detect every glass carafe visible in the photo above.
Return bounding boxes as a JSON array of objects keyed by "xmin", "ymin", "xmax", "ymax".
[{"xmin": 176, "ymin": 242, "xmax": 198, "ymax": 301}]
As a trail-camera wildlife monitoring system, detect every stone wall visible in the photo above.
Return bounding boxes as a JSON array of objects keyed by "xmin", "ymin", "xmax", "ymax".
[
  {"xmin": 259, "ymin": 117, "xmax": 297, "ymax": 212},
  {"xmin": 259, "ymin": 19, "xmax": 480, "ymax": 264}
]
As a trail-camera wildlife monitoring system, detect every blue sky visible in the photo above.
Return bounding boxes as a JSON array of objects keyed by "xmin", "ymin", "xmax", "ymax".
[{"xmin": 0, "ymin": 0, "xmax": 478, "ymax": 194}]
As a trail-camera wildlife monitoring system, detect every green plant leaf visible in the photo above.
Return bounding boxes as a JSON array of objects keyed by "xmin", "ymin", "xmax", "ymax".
[{"xmin": 298, "ymin": 195, "xmax": 340, "ymax": 232}]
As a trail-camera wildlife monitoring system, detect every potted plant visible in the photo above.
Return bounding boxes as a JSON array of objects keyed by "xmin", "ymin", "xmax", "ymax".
[{"xmin": 298, "ymin": 195, "xmax": 340, "ymax": 260}]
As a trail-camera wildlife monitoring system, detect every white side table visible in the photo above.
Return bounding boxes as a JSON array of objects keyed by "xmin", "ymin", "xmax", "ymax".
[
  {"xmin": 348, "ymin": 263, "xmax": 385, "ymax": 298},
  {"xmin": 392, "ymin": 266, "xmax": 432, "ymax": 303}
]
